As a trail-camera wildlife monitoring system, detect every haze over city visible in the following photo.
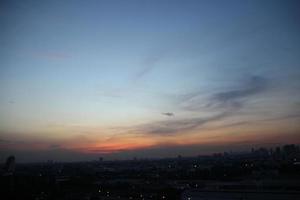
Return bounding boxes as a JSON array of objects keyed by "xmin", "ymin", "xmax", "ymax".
[{"xmin": 1, "ymin": 0, "xmax": 300, "ymax": 162}]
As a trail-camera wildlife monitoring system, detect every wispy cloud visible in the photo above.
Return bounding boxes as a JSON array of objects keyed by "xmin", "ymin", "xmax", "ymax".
[
  {"xmin": 32, "ymin": 51, "xmax": 71, "ymax": 60},
  {"xmin": 133, "ymin": 52, "xmax": 165, "ymax": 80},
  {"xmin": 132, "ymin": 75, "xmax": 269, "ymax": 136},
  {"xmin": 0, "ymin": 139, "xmax": 12, "ymax": 144},
  {"xmin": 182, "ymin": 75, "xmax": 268, "ymax": 111},
  {"xmin": 137, "ymin": 112, "xmax": 229, "ymax": 136},
  {"xmin": 211, "ymin": 76, "xmax": 267, "ymax": 107},
  {"xmin": 0, "ymin": 138, "xmax": 47, "ymax": 150}
]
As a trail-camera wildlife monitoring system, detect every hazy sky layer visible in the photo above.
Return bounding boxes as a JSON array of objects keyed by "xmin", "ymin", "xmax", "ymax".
[{"xmin": 1, "ymin": 0, "xmax": 300, "ymax": 162}]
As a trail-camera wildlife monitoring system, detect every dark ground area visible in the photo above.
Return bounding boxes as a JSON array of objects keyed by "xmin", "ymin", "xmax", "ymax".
[{"xmin": 1, "ymin": 144, "xmax": 300, "ymax": 200}]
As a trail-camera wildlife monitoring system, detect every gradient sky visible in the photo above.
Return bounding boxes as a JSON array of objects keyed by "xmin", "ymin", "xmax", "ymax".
[{"xmin": 1, "ymin": 0, "xmax": 300, "ymax": 162}]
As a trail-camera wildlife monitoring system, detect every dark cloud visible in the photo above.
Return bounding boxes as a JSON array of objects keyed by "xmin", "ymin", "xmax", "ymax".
[
  {"xmin": 162, "ymin": 112, "xmax": 174, "ymax": 117},
  {"xmin": 211, "ymin": 76, "xmax": 267, "ymax": 107},
  {"xmin": 0, "ymin": 139, "xmax": 11, "ymax": 144},
  {"xmin": 49, "ymin": 144, "xmax": 61, "ymax": 149},
  {"xmin": 0, "ymin": 139, "xmax": 24, "ymax": 146},
  {"xmin": 182, "ymin": 75, "xmax": 268, "ymax": 111}
]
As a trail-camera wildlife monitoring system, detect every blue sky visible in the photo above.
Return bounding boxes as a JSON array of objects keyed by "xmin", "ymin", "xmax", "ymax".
[{"xmin": 0, "ymin": 0, "xmax": 300, "ymax": 162}]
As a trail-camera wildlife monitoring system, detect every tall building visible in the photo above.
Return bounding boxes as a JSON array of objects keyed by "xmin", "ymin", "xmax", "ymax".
[{"xmin": 4, "ymin": 155, "xmax": 15, "ymax": 175}]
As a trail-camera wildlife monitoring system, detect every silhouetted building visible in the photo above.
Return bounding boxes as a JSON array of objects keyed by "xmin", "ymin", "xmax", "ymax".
[{"xmin": 4, "ymin": 155, "xmax": 15, "ymax": 175}]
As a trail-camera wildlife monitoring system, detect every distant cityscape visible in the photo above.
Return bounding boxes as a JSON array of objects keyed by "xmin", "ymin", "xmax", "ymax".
[{"xmin": 1, "ymin": 144, "xmax": 300, "ymax": 200}]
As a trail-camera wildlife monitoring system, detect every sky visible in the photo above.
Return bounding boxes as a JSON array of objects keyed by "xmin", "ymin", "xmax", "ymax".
[{"xmin": 0, "ymin": 0, "xmax": 300, "ymax": 162}]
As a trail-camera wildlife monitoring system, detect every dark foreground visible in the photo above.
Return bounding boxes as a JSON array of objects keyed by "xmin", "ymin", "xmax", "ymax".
[{"xmin": 1, "ymin": 145, "xmax": 300, "ymax": 200}]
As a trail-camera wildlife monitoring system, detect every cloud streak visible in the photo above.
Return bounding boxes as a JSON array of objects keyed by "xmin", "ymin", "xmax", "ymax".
[
  {"xmin": 137, "ymin": 112, "xmax": 229, "ymax": 136},
  {"xmin": 162, "ymin": 112, "xmax": 174, "ymax": 117},
  {"xmin": 49, "ymin": 144, "xmax": 61, "ymax": 149},
  {"xmin": 133, "ymin": 52, "xmax": 166, "ymax": 80},
  {"xmin": 182, "ymin": 75, "xmax": 268, "ymax": 111},
  {"xmin": 211, "ymin": 75, "xmax": 267, "ymax": 107},
  {"xmin": 134, "ymin": 76, "xmax": 269, "ymax": 136},
  {"xmin": 32, "ymin": 51, "xmax": 71, "ymax": 60}
]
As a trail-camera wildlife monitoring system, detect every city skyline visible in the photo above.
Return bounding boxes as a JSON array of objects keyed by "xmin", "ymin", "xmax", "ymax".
[{"xmin": 1, "ymin": 0, "xmax": 300, "ymax": 162}]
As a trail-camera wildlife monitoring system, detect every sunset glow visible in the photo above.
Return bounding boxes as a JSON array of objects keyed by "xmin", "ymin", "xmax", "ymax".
[{"xmin": 1, "ymin": 0, "xmax": 300, "ymax": 162}]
